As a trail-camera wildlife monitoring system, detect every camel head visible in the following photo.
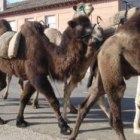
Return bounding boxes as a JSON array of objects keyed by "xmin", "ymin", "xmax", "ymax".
[
  {"xmin": 73, "ymin": 2, "xmax": 94, "ymax": 17},
  {"xmin": 0, "ymin": 19, "xmax": 12, "ymax": 36},
  {"xmin": 68, "ymin": 15, "xmax": 93, "ymax": 44}
]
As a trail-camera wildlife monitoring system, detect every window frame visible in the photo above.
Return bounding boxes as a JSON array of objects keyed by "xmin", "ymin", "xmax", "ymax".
[
  {"xmin": 45, "ymin": 15, "xmax": 56, "ymax": 28},
  {"xmin": 9, "ymin": 20, "xmax": 17, "ymax": 31}
]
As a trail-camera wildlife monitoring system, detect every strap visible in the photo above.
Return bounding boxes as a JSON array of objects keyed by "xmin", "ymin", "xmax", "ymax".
[{"xmin": 75, "ymin": 4, "xmax": 86, "ymax": 15}]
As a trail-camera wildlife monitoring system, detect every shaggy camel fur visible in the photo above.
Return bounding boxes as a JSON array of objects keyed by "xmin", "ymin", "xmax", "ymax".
[
  {"xmin": 69, "ymin": 11, "xmax": 140, "ymax": 140},
  {"xmin": 2, "ymin": 2, "xmax": 94, "ymax": 109},
  {"xmin": 0, "ymin": 16, "xmax": 94, "ymax": 135},
  {"xmin": 32, "ymin": 2, "xmax": 95, "ymax": 112}
]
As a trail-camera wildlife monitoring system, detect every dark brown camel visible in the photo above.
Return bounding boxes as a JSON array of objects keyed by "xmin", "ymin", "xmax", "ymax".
[
  {"xmin": 0, "ymin": 16, "xmax": 94, "ymax": 135},
  {"xmin": 69, "ymin": 11, "xmax": 140, "ymax": 140}
]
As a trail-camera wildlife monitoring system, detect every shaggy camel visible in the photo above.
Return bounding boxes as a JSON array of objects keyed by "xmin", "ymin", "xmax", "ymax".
[
  {"xmin": 2, "ymin": 2, "xmax": 101, "ymax": 121},
  {"xmin": 2, "ymin": 2, "xmax": 95, "ymax": 110},
  {"xmin": 69, "ymin": 11, "xmax": 140, "ymax": 140},
  {"xmin": 0, "ymin": 15, "xmax": 95, "ymax": 135}
]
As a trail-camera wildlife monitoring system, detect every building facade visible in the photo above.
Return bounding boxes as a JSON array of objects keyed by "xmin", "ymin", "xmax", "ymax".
[{"xmin": 0, "ymin": 0, "xmax": 120, "ymax": 32}]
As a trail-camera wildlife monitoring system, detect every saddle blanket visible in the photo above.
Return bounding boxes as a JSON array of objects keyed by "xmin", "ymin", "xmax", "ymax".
[{"xmin": 0, "ymin": 31, "xmax": 21, "ymax": 59}]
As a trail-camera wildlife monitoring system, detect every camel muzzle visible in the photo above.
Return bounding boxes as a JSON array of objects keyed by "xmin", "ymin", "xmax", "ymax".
[{"xmin": 76, "ymin": 23, "xmax": 96, "ymax": 39}]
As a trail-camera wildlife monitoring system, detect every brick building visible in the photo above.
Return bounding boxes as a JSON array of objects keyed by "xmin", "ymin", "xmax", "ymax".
[{"xmin": 0, "ymin": 0, "xmax": 138, "ymax": 32}]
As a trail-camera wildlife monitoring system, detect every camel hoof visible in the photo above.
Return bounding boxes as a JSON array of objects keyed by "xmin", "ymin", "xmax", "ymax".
[
  {"xmin": 32, "ymin": 102, "xmax": 39, "ymax": 109},
  {"xmin": 2, "ymin": 94, "xmax": 8, "ymax": 100},
  {"xmin": 68, "ymin": 136, "xmax": 76, "ymax": 140},
  {"xmin": 69, "ymin": 105, "xmax": 78, "ymax": 114},
  {"xmin": 0, "ymin": 117, "xmax": 5, "ymax": 125},
  {"xmin": 16, "ymin": 118, "xmax": 29, "ymax": 128},
  {"xmin": 58, "ymin": 117, "xmax": 72, "ymax": 135}
]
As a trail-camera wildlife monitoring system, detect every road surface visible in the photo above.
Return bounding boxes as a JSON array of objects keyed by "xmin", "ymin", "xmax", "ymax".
[{"xmin": 0, "ymin": 75, "xmax": 139, "ymax": 140}]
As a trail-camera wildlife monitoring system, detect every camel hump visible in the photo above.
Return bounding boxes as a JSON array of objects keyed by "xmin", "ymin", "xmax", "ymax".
[
  {"xmin": 108, "ymin": 7, "xmax": 139, "ymax": 27},
  {"xmin": 8, "ymin": 31, "xmax": 21, "ymax": 58},
  {"xmin": 45, "ymin": 28, "xmax": 62, "ymax": 46},
  {"xmin": 0, "ymin": 31, "xmax": 15, "ymax": 58}
]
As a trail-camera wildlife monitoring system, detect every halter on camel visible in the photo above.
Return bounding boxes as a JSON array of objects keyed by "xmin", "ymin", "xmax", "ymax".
[{"xmin": 75, "ymin": 4, "xmax": 87, "ymax": 15}]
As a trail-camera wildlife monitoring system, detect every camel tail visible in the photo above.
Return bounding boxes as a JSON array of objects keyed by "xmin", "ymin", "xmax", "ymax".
[{"xmin": 87, "ymin": 50, "xmax": 99, "ymax": 88}]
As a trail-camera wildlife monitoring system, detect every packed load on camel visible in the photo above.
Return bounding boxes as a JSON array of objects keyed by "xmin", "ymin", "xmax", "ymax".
[{"xmin": 0, "ymin": 31, "xmax": 21, "ymax": 59}]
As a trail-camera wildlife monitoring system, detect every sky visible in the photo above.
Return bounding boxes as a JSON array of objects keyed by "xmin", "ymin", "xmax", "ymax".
[
  {"xmin": 7, "ymin": 0, "xmax": 23, "ymax": 3},
  {"xmin": 0, "ymin": 0, "xmax": 22, "ymax": 6}
]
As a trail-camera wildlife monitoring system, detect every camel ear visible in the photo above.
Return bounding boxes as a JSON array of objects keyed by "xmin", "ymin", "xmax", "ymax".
[
  {"xmin": 68, "ymin": 20, "xmax": 77, "ymax": 28},
  {"xmin": 73, "ymin": 5, "xmax": 77, "ymax": 11}
]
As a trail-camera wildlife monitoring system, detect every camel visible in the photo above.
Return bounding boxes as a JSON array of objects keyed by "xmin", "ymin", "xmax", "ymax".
[
  {"xmin": 2, "ymin": 2, "xmax": 95, "ymax": 110},
  {"xmin": 0, "ymin": 15, "xmax": 95, "ymax": 135},
  {"xmin": 2, "ymin": 2, "xmax": 99, "ymax": 118},
  {"xmin": 69, "ymin": 11, "xmax": 140, "ymax": 140}
]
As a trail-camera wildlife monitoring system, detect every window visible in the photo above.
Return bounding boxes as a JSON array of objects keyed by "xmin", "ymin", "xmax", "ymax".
[
  {"xmin": 45, "ymin": 15, "xmax": 56, "ymax": 28},
  {"xmin": 25, "ymin": 18, "xmax": 34, "ymax": 22},
  {"xmin": 9, "ymin": 21, "xmax": 16, "ymax": 31}
]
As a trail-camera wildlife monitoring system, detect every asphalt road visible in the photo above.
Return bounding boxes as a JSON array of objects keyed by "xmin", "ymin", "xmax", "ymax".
[{"xmin": 0, "ymin": 75, "xmax": 139, "ymax": 140}]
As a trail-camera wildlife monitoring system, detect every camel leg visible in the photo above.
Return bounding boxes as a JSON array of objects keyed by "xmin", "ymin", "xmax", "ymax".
[
  {"xmin": 2, "ymin": 74, "xmax": 12, "ymax": 100},
  {"xmin": 18, "ymin": 79, "xmax": 24, "ymax": 91},
  {"xmin": 107, "ymin": 82, "xmax": 126, "ymax": 140},
  {"xmin": 0, "ymin": 71, "xmax": 6, "ymax": 91},
  {"xmin": 97, "ymin": 95, "xmax": 110, "ymax": 118},
  {"xmin": 69, "ymin": 72, "xmax": 104, "ymax": 140},
  {"xmin": 99, "ymin": 52, "xmax": 126, "ymax": 140},
  {"xmin": 0, "ymin": 71, "xmax": 7, "ymax": 124},
  {"xmin": 18, "ymin": 78, "xmax": 34, "ymax": 105},
  {"xmin": 31, "ymin": 75, "xmax": 72, "ymax": 135},
  {"xmin": 17, "ymin": 73, "xmax": 72, "ymax": 135},
  {"xmin": 68, "ymin": 100, "xmax": 78, "ymax": 114},
  {"xmin": 16, "ymin": 81, "xmax": 35, "ymax": 127},
  {"xmin": 134, "ymin": 76, "xmax": 140, "ymax": 134},
  {"xmin": 63, "ymin": 75, "xmax": 85, "ymax": 122},
  {"xmin": 32, "ymin": 91, "xmax": 39, "ymax": 109}
]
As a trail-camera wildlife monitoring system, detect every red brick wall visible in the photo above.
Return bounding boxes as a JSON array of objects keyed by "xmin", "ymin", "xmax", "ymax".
[{"xmin": 2, "ymin": 0, "xmax": 119, "ymax": 32}]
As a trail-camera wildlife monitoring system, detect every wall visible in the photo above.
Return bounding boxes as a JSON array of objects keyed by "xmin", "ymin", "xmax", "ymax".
[
  {"xmin": 91, "ymin": 0, "xmax": 119, "ymax": 28},
  {"xmin": 1, "ymin": 0, "xmax": 119, "ymax": 32}
]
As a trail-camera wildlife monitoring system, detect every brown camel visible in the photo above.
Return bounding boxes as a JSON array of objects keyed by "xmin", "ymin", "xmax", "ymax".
[
  {"xmin": 2, "ymin": 2, "xmax": 105, "ymax": 123},
  {"xmin": 0, "ymin": 15, "xmax": 94, "ymax": 135},
  {"xmin": 2, "ymin": 2, "xmax": 94, "ymax": 111},
  {"xmin": 69, "ymin": 11, "xmax": 140, "ymax": 140}
]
